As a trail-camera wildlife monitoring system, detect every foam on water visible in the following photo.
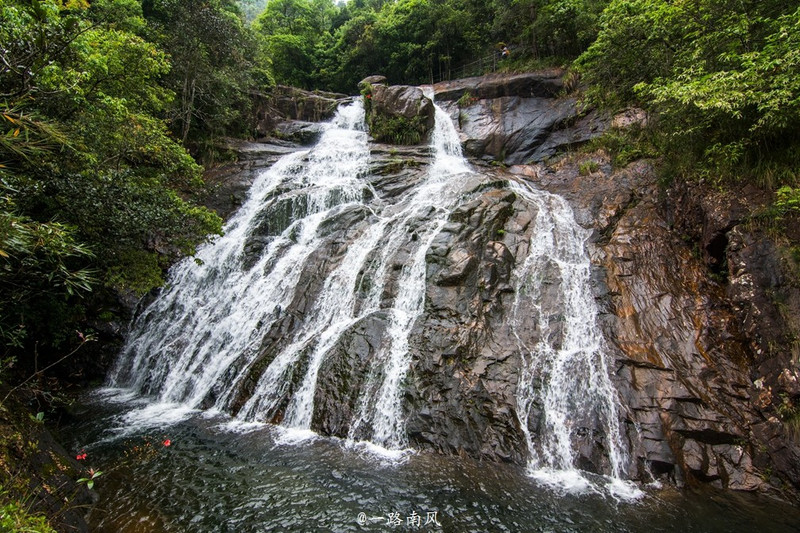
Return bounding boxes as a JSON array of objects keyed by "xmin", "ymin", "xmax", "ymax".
[{"xmin": 106, "ymin": 92, "xmax": 639, "ymax": 494}]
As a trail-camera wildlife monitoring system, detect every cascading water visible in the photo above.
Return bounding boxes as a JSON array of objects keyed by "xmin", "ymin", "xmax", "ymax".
[
  {"xmin": 347, "ymin": 90, "xmax": 470, "ymax": 449},
  {"xmin": 508, "ymin": 180, "xmax": 640, "ymax": 497},
  {"xmin": 109, "ymin": 89, "xmax": 637, "ymax": 493},
  {"xmin": 110, "ymin": 101, "xmax": 371, "ymax": 412},
  {"xmin": 110, "ymin": 95, "xmax": 473, "ymax": 453}
]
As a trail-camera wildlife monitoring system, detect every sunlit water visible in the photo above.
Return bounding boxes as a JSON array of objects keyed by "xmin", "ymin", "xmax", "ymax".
[{"xmin": 58, "ymin": 389, "xmax": 800, "ymax": 533}]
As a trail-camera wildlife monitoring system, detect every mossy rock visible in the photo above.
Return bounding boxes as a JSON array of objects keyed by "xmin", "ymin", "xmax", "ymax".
[
  {"xmin": 369, "ymin": 114, "xmax": 427, "ymax": 145},
  {"xmin": 364, "ymin": 84, "xmax": 435, "ymax": 146}
]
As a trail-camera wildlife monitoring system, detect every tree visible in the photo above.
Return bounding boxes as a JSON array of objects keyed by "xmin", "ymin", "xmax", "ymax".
[
  {"xmin": 143, "ymin": 0, "xmax": 258, "ymax": 147},
  {"xmin": 578, "ymin": 0, "xmax": 800, "ymax": 182},
  {"xmin": 254, "ymin": 0, "xmax": 338, "ymax": 88},
  {"xmin": 0, "ymin": 0, "xmax": 222, "ymax": 353}
]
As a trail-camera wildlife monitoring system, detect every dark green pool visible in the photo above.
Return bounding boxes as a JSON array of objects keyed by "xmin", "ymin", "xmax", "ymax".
[{"xmin": 57, "ymin": 388, "xmax": 800, "ymax": 533}]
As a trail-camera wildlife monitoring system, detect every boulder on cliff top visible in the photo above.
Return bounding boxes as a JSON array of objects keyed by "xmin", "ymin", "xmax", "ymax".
[
  {"xmin": 358, "ymin": 75, "xmax": 387, "ymax": 90},
  {"xmin": 365, "ymin": 84, "xmax": 435, "ymax": 145},
  {"xmin": 433, "ymin": 70, "xmax": 564, "ymax": 101}
]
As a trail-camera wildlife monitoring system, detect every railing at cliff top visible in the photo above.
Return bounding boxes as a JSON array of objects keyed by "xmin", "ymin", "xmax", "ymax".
[{"xmin": 433, "ymin": 46, "xmax": 530, "ymax": 84}]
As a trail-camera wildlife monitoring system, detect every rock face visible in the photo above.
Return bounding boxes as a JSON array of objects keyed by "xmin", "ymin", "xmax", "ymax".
[
  {"xmin": 251, "ymin": 85, "xmax": 350, "ymax": 138},
  {"xmin": 514, "ymin": 154, "xmax": 800, "ymax": 497},
  {"xmin": 202, "ymin": 139, "xmax": 306, "ymax": 220},
  {"xmin": 434, "ymin": 71, "xmax": 607, "ymax": 164},
  {"xmin": 364, "ymin": 83, "xmax": 436, "ymax": 144},
  {"xmin": 192, "ymin": 72, "xmax": 800, "ymax": 501}
]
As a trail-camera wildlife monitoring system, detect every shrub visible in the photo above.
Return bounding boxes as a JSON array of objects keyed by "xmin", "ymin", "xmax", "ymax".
[{"xmin": 578, "ymin": 160, "xmax": 600, "ymax": 175}]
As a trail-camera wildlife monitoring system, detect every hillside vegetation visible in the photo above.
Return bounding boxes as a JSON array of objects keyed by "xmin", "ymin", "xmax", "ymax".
[{"xmin": 1, "ymin": 0, "xmax": 799, "ymax": 527}]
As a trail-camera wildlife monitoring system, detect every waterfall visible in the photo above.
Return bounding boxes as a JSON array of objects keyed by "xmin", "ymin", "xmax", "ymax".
[
  {"xmin": 109, "ymin": 90, "xmax": 637, "ymax": 493},
  {"xmin": 508, "ymin": 180, "xmax": 640, "ymax": 497},
  {"xmin": 347, "ymin": 90, "xmax": 470, "ymax": 448},
  {"xmin": 110, "ymin": 101, "xmax": 371, "ymax": 410},
  {"xmin": 110, "ymin": 95, "xmax": 473, "ymax": 452}
]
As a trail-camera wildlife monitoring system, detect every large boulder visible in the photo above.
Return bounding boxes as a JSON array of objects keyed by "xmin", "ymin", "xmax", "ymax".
[
  {"xmin": 364, "ymin": 84, "xmax": 436, "ymax": 145},
  {"xmin": 358, "ymin": 75, "xmax": 387, "ymax": 90},
  {"xmin": 434, "ymin": 70, "xmax": 608, "ymax": 164},
  {"xmin": 433, "ymin": 70, "xmax": 565, "ymax": 101}
]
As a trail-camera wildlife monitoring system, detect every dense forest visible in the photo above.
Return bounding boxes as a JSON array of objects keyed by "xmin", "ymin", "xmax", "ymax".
[{"xmin": 1, "ymin": 0, "xmax": 799, "ymax": 528}]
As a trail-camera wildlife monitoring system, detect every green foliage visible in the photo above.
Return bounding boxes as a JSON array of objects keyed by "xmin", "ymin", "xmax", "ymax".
[
  {"xmin": 578, "ymin": 160, "xmax": 599, "ymax": 175},
  {"xmin": 586, "ymin": 126, "xmax": 659, "ymax": 169},
  {"xmin": 578, "ymin": 1, "xmax": 800, "ymax": 189},
  {"xmin": 76, "ymin": 469, "xmax": 102, "ymax": 490},
  {"xmin": 576, "ymin": 0, "xmax": 682, "ymax": 106},
  {"xmin": 0, "ymin": 0, "xmax": 224, "ymax": 355},
  {"xmin": 368, "ymin": 115, "xmax": 424, "ymax": 145},
  {"xmin": 242, "ymin": 0, "xmax": 613, "ymax": 91},
  {"xmin": 238, "ymin": 0, "xmax": 269, "ymax": 22},
  {"xmin": 489, "ymin": 0, "xmax": 609, "ymax": 63},
  {"xmin": 773, "ymin": 187, "xmax": 800, "ymax": 216},
  {"xmin": 776, "ymin": 393, "xmax": 800, "ymax": 440},
  {"xmin": 143, "ymin": 0, "xmax": 258, "ymax": 146},
  {"xmin": 457, "ymin": 91, "xmax": 477, "ymax": 108},
  {"xmin": 0, "ymin": 195, "xmax": 95, "ymax": 348},
  {"xmin": 254, "ymin": 0, "xmax": 336, "ymax": 88},
  {"xmin": 0, "ymin": 497, "xmax": 56, "ymax": 533}
]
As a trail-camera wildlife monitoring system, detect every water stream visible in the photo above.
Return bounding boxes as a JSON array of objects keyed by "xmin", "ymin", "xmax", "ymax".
[
  {"xmin": 63, "ymin": 94, "xmax": 800, "ymax": 531},
  {"xmin": 509, "ymin": 181, "xmax": 637, "ymax": 497}
]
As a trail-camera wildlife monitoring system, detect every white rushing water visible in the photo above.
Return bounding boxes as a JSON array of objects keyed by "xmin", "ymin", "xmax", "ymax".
[
  {"xmin": 508, "ymin": 180, "xmax": 641, "ymax": 498},
  {"xmin": 110, "ymin": 101, "xmax": 370, "ymax": 412},
  {"xmin": 110, "ymin": 91, "xmax": 637, "ymax": 493},
  {"xmin": 111, "ymin": 95, "xmax": 473, "ymax": 453},
  {"xmin": 347, "ymin": 89, "xmax": 470, "ymax": 448}
]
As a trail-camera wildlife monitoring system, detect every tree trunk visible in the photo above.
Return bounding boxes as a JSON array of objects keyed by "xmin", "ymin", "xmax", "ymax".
[{"xmin": 181, "ymin": 74, "xmax": 196, "ymax": 144}]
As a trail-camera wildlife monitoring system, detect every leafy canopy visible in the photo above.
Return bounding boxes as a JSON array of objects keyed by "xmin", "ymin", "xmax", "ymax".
[
  {"xmin": 578, "ymin": 0, "xmax": 800, "ymax": 185},
  {"xmin": 0, "ymin": 0, "xmax": 225, "ymax": 352}
]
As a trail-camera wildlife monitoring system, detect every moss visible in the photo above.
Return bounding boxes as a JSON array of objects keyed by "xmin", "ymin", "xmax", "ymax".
[
  {"xmin": 368, "ymin": 114, "xmax": 426, "ymax": 145},
  {"xmin": 578, "ymin": 160, "xmax": 600, "ymax": 175},
  {"xmin": 457, "ymin": 91, "xmax": 477, "ymax": 108},
  {"xmin": 377, "ymin": 158, "xmax": 423, "ymax": 176}
]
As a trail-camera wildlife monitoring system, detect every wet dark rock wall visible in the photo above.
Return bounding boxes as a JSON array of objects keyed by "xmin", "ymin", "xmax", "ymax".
[
  {"xmin": 518, "ymin": 154, "xmax": 800, "ymax": 498},
  {"xmin": 434, "ymin": 72, "xmax": 606, "ymax": 164},
  {"xmin": 200, "ymin": 73, "xmax": 800, "ymax": 501}
]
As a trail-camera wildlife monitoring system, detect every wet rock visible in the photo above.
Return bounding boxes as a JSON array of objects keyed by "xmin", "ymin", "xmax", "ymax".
[
  {"xmin": 434, "ymin": 73, "xmax": 608, "ymax": 164},
  {"xmin": 358, "ymin": 75, "xmax": 387, "ymax": 89},
  {"xmin": 312, "ymin": 312, "xmax": 389, "ymax": 437},
  {"xmin": 521, "ymin": 152, "xmax": 800, "ymax": 496},
  {"xmin": 365, "ymin": 84, "xmax": 436, "ymax": 145},
  {"xmin": 403, "ymin": 184, "xmax": 527, "ymax": 463},
  {"xmin": 202, "ymin": 139, "xmax": 304, "ymax": 221},
  {"xmin": 252, "ymin": 86, "xmax": 349, "ymax": 135},
  {"xmin": 275, "ymin": 121, "xmax": 327, "ymax": 145},
  {"xmin": 198, "ymin": 76, "xmax": 800, "ymax": 501},
  {"xmin": 433, "ymin": 71, "xmax": 565, "ymax": 102}
]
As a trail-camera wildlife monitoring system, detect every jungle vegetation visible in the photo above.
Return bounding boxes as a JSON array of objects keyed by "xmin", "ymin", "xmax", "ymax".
[{"xmin": 1, "ymin": 0, "xmax": 798, "ymax": 422}]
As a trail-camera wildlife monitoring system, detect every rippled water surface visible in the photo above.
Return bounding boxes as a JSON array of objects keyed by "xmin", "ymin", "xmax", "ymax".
[{"xmin": 56, "ymin": 389, "xmax": 800, "ymax": 533}]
